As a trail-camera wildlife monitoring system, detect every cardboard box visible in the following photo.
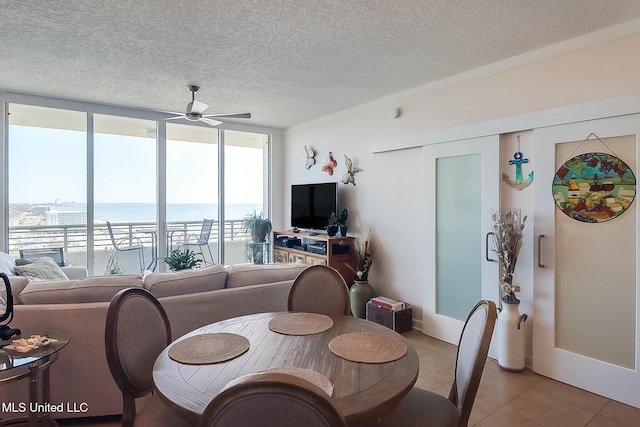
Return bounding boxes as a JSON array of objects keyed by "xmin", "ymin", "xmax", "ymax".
[{"xmin": 366, "ymin": 302, "xmax": 412, "ymax": 333}]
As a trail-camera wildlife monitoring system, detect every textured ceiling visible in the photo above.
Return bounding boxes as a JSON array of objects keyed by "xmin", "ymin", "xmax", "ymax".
[{"xmin": 2, "ymin": 1, "xmax": 640, "ymax": 129}]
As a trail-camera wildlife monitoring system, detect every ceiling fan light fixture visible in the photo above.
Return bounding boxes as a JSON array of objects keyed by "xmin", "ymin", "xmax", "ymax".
[{"xmin": 162, "ymin": 85, "xmax": 251, "ymax": 127}]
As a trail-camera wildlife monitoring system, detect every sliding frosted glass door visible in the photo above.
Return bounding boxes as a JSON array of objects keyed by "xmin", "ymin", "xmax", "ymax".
[
  {"xmin": 423, "ymin": 136, "xmax": 499, "ymax": 343},
  {"xmin": 533, "ymin": 114, "xmax": 640, "ymax": 408}
]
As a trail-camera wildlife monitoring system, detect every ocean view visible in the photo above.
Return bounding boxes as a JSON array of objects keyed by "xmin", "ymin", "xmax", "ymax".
[{"xmin": 22, "ymin": 202, "xmax": 263, "ymax": 223}]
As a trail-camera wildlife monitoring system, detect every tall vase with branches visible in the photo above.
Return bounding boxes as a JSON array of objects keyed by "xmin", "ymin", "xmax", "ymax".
[
  {"xmin": 491, "ymin": 208, "xmax": 528, "ymax": 372},
  {"xmin": 491, "ymin": 208, "xmax": 527, "ymax": 303},
  {"xmin": 346, "ymin": 228, "xmax": 375, "ymax": 318}
]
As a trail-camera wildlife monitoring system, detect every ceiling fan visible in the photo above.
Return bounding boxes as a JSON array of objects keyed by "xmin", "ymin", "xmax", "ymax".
[{"xmin": 164, "ymin": 85, "xmax": 251, "ymax": 127}]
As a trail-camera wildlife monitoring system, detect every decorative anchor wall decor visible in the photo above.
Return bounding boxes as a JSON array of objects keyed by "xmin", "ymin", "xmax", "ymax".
[{"xmin": 502, "ymin": 136, "xmax": 534, "ymax": 191}]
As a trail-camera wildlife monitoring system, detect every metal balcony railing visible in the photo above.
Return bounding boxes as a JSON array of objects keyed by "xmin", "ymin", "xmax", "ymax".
[{"xmin": 7, "ymin": 219, "xmax": 250, "ymax": 256}]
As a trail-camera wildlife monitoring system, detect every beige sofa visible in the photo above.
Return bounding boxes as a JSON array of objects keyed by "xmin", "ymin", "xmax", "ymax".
[{"xmin": 0, "ymin": 262, "xmax": 308, "ymax": 421}]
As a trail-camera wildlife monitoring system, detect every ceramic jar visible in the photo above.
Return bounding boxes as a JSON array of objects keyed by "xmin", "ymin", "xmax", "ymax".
[
  {"xmin": 496, "ymin": 299, "xmax": 527, "ymax": 372},
  {"xmin": 349, "ymin": 280, "xmax": 374, "ymax": 318}
]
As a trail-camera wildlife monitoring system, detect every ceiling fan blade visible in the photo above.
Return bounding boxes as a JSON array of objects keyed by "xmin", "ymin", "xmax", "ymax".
[
  {"xmin": 164, "ymin": 115, "xmax": 186, "ymax": 121},
  {"xmin": 188, "ymin": 100, "xmax": 209, "ymax": 115},
  {"xmin": 200, "ymin": 117, "xmax": 223, "ymax": 127},
  {"xmin": 202, "ymin": 112, "xmax": 252, "ymax": 119}
]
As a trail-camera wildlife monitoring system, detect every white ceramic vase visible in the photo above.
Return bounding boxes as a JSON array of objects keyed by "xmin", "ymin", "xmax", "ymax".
[{"xmin": 496, "ymin": 299, "xmax": 527, "ymax": 372}]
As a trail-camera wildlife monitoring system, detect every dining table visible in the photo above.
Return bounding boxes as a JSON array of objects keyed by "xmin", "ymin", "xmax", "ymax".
[{"xmin": 153, "ymin": 311, "xmax": 419, "ymax": 424}]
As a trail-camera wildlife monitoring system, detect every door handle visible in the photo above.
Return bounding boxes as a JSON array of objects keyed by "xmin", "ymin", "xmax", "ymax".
[
  {"xmin": 537, "ymin": 234, "xmax": 545, "ymax": 268},
  {"xmin": 486, "ymin": 232, "xmax": 497, "ymax": 262}
]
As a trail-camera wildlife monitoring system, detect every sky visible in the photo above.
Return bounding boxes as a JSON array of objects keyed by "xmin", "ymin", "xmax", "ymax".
[{"xmin": 8, "ymin": 125, "xmax": 264, "ymax": 205}]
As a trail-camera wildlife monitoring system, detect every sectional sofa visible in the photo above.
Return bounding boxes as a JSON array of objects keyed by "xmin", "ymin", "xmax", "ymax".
[{"xmin": 0, "ymin": 262, "xmax": 308, "ymax": 421}]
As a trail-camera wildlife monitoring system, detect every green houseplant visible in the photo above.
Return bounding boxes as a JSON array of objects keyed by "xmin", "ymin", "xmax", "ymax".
[
  {"xmin": 163, "ymin": 248, "xmax": 202, "ymax": 271},
  {"xmin": 337, "ymin": 208, "xmax": 348, "ymax": 236},
  {"xmin": 243, "ymin": 211, "xmax": 272, "ymax": 264}
]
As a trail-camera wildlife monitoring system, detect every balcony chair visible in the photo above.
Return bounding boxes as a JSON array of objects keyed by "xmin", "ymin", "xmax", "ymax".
[
  {"xmin": 288, "ymin": 265, "xmax": 351, "ymax": 315},
  {"xmin": 197, "ymin": 371, "xmax": 347, "ymax": 427},
  {"xmin": 351, "ymin": 299, "xmax": 497, "ymax": 427},
  {"xmin": 105, "ymin": 288, "xmax": 192, "ymax": 427},
  {"xmin": 106, "ymin": 221, "xmax": 145, "ymax": 275},
  {"xmin": 181, "ymin": 218, "xmax": 214, "ymax": 265}
]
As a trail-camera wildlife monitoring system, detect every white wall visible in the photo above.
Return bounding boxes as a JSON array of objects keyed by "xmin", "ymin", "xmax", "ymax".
[{"xmin": 281, "ymin": 28, "xmax": 640, "ymax": 337}]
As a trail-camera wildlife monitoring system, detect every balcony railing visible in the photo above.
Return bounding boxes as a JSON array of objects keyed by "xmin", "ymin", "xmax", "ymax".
[{"xmin": 7, "ymin": 219, "xmax": 251, "ymax": 256}]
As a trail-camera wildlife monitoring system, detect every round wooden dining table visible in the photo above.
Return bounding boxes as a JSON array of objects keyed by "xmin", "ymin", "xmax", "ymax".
[{"xmin": 153, "ymin": 312, "xmax": 419, "ymax": 424}]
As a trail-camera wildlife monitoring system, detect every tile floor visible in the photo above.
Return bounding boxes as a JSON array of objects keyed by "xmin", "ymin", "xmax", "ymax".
[
  {"xmin": 403, "ymin": 330, "xmax": 640, "ymax": 427},
  {"xmin": 57, "ymin": 329, "xmax": 640, "ymax": 427}
]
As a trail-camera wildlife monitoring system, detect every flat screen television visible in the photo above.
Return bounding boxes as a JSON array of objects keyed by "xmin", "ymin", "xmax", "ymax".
[{"xmin": 291, "ymin": 182, "xmax": 338, "ymax": 230}]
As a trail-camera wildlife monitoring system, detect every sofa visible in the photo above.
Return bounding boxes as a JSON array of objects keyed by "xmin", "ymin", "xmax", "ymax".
[
  {"xmin": 0, "ymin": 250, "xmax": 89, "ymax": 283},
  {"xmin": 0, "ymin": 262, "xmax": 308, "ymax": 421}
]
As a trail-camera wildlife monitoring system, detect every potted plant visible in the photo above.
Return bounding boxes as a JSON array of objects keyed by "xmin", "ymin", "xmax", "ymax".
[
  {"xmin": 243, "ymin": 211, "xmax": 272, "ymax": 264},
  {"xmin": 163, "ymin": 248, "xmax": 202, "ymax": 271},
  {"xmin": 337, "ymin": 208, "xmax": 348, "ymax": 236},
  {"xmin": 327, "ymin": 212, "xmax": 339, "ymax": 236}
]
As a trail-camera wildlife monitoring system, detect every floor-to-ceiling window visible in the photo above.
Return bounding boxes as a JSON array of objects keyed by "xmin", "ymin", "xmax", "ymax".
[
  {"xmin": 223, "ymin": 130, "xmax": 268, "ymax": 264},
  {"xmin": 3, "ymin": 99, "xmax": 270, "ymax": 272},
  {"xmin": 7, "ymin": 104, "xmax": 87, "ymax": 266},
  {"xmin": 93, "ymin": 114, "xmax": 157, "ymax": 275},
  {"xmin": 166, "ymin": 123, "xmax": 219, "ymax": 266}
]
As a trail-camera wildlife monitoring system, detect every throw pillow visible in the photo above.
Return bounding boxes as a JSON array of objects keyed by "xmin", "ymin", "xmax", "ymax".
[
  {"xmin": 15, "ymin": 258, "xmax": 34, "ymax": 266},
  {"xmin": 13, "ymin": 257, "xmax": 69, "ymax": 281},
  {"xmin": 0, "ymin": 251, "xmax": 16, "ymax": 276}
]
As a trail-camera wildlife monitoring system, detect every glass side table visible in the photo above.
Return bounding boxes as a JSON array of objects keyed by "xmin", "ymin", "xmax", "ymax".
[{"xmin": 0, "ymin": 328, "xmax": 70, "ymax": 427}]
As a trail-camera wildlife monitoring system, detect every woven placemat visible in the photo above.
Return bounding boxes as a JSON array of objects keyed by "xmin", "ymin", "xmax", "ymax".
[
  {"xmin": 168, "ymin": 333, "xmax": 250, "ymax": 365},
  {"xmin": 265, "ymin": 367, "xmax": 334, "ymax": 396},
  {"xmin": 328, "ymin": 332, "xmax": 407, "ymax": 363},
  {"xmin": 268, "ymin": 313, "xmax": 334, "ymax": 335}
]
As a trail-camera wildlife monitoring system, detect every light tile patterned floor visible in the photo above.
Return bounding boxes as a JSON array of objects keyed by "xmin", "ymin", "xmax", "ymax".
[
  {"xmin": 402, "ymin": 330, "xmax": 640, "ymax": 427},
  {"xmin": 57, "ymin": 329, "xmax": 640, "ymax": 426}
]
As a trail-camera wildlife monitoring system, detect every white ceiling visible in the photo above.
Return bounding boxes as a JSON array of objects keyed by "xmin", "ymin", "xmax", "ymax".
[{"xmin": 3, "ymin": 1, "xmax": 640, "ymax": 129}]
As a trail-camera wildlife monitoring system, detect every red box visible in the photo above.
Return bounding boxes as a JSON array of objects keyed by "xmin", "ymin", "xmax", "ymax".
[{"xmin": 366, "ymin": 302, "xmax": 412, "ymax": 333}]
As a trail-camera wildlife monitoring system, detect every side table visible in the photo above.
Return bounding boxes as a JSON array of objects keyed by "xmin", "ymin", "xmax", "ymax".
[{"xmin": 0, "ymin": 328, "xmax": 70, "ymax": 427}]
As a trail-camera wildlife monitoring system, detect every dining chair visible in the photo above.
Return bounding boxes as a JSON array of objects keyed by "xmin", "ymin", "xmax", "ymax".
[
  {"xmin": 106, "ymin": 221, "xmax": 145, "ymax": 275},
  {"xmin": 105, "ymin": 288, "xmax": 192, "ymax": 427},
  {"xmin": 181, "ymin": 218, "xmax": 215, "ymax": 265},
  {"xmin": 288, "ymin": 264, "xmax": 351, "ymax": 315},
  {"xmin": 353, "ymin": 299, "xmax": 497, "ymax": 427},
  {"xmin": 197, "ymin": 371, "xmax": 347, "ymax": 427}
]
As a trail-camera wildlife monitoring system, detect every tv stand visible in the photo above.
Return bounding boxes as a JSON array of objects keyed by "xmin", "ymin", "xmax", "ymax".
[{"xmin": 273, "ymin": 230, "xmax": 355, "ymax": 284}]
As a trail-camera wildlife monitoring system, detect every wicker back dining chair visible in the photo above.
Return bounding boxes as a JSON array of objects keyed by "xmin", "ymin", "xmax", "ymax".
[
  {"xmin": 288, "ymin": 265, "xmax": 351, "ymax": 315},
  {"xmin": 105, "ymin": 288, "xmax": 192, "ymax": 427},
  {"xmin": 353, "ymin": 299, "xmax": 497, "ymax": 427},
  {"xmin": 197, "ymin": 371, "xmax": 347, "ymax": 427}
]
